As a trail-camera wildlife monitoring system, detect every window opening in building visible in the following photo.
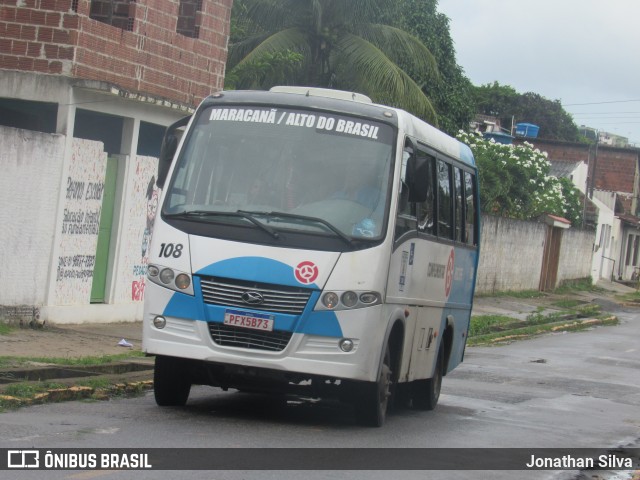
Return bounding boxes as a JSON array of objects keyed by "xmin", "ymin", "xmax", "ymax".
[
  {"xmin": 90, "ymin": 0, "xmax": 136, "ymax": 31},
  {"xmin": 0, "ymin": 99, "xmax": 57, "ymax": 133},
  {"xmin": 177, "ymin": 0, "xmax": 203, "ymax": 38},
  {"xmin": 74, "ymin": 109, "xmax": 124, "ymax": 155},
  {"xmin": 137, "ymin": 121, "xmax": 166, "ymax": 157}
]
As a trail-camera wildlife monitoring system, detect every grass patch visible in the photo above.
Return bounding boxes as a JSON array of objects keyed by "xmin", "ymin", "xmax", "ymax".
[
  {"xmin": 0, "ymin": 323, "xmax": 15, "ymax": 335},
  {"xmin": 476, "ymin": 289, "xmax": 546, "ymax": 299},
  {"xmin": 0, "ymin": 351, "xmax": 145, "ymax": 369},
  {"xmin": 553, "ymin": 277, "xmax": 603, "ymax": 294},
  {"xmin": 552, "ymin": 299, "xmax": 584, "ymax": 309},
  {"xmin": 615, "ymin": 290, "xmax": 640, "ymax": 303},
  {"xmin": 3, "ymin": 382, "xmax": 65, "ymax": 398},
  {"xmin": 468, "ymin": 316, "xmax": 618, "ymax": 346},
  {"xmin": 469, "ymin": 315, "xmax": 516, "ymax": 336},
  {"xmin": 469, "ymin": 303, "xmax": 613, "ymax": 346}
]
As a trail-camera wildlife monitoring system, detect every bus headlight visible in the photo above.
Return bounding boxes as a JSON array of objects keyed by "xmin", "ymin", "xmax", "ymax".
[
  {"xmin": 147, "ymin": 264, "xmax": 194, "ymax": 296},
  {"xmin": 316, "ymin": 291, "xmax": 381, "ymax": 311},
  {"xmin": 175, "ymin": 273, "xmax": 191, "ymax": 290},
  {"xmin": 322, "ymin": 292, "xmax": 340, "ymax": 309},
  {"xmin": 341, "ymin": 291, "xmax": 358, "ymax": 308},
  {"xmin": 159, "ymin": 268, "xmax": 175, "ymax": 284}
]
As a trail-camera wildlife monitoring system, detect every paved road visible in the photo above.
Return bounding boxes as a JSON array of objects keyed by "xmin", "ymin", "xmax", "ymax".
[{"xmin": 1, "ymin": 308, "xmax": 639, "ymax": 480}]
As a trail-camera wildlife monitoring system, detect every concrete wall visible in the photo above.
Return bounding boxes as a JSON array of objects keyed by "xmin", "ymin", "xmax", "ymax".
[
  {"xmin": 476, "ymin": 215, "xmax": 596, "ymax": 294},
  {"xmin": 476, "ymin": 215, "xmax": 546, "ymax": 293},
  {"xmin": 558, "ymin": 227, "xmax": 596, "ymax": 283},
  {"xmin": 0, "ymin": 125, "xmax": 159, "ymax": 324},
  {"xmin": 0, "ymin": 126, "xmax": 65, "ymax": 306}
]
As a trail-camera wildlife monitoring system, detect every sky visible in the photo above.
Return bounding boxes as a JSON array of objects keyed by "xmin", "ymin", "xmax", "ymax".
[{"xmin": 437, "ymin": 0, "xmax": 640, "ymax": 145}]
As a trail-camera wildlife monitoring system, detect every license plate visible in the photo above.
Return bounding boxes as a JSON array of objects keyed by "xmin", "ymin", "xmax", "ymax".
[{"xmin": 224, "ymin": 309, "xmax": 274, "ymax": 332}]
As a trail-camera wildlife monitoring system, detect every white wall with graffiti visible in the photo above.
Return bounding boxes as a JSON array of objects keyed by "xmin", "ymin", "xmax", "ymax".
[
  {"xmin": 54, "ymin": 139, "xmax": 107, "ymax": 305},
  {"xmin": 0, "ymin": 126, "xmax": 160, "ymax": 324},
  {"xmin": 113, "ymin": 154, "xmax": 159, "ymax": 305}
]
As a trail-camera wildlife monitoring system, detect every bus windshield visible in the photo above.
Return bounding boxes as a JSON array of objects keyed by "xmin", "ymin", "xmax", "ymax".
[{"xmin": 163, "ymin": 106, "xmax": 395, "ymax": 241}]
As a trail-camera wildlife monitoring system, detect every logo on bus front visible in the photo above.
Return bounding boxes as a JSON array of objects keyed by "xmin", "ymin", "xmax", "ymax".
[{"xmin": 295, "ymin": 261, "xmax": 318, "ymax": 284}]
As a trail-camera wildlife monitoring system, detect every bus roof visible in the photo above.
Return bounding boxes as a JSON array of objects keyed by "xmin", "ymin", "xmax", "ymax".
[{"xmin": 202, "ymin": 89, "xmax": 475, "ymax": 168}]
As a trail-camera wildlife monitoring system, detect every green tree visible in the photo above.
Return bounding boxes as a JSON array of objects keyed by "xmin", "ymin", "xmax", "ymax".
[
  {"xmin": 227, "ymin": 0, "xmax": 440, "ymax": 124},
  {"xmin": 472, "ymin": 82, "xmax": 580, "ymax": 142},
  {"xmin": 396, "ymin": 0, "xmax": 475, "ymax": 136},
  {"xmin": 458, "ymin": 131, "xmax": 583, "ymax": 225}
]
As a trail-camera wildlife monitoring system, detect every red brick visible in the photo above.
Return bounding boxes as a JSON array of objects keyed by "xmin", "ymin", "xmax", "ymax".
[
  {"xmin": 45, "ymin": 12, "xmax": 61, "ymax": 26},
  {"xmin": 0, "ymin": 54, "xmax": 20, "ymax": 68},
  {"xmin": 48, "ymin": 59, "xmax": 62, "ymax": 73},
  {"xmin": 33, "ymin": 58, "xmax": 49, "ymax": 71},
  {"xmin": 5, "ymin": 22, "xmax": 20, "ymax": 38},
  {"xmin": 58, "ymin": 45, "xmax": 73, "ymax": 59},
  {"xmin": 44, "ymin": 43, "xmax": 58, "ymax": 58},
  {"xmin": 18, "ymin": 56, "xmax": 35, "ymax": 70},
  {"xmin": 40, "ymin": 0, "xmax": 71, "ymax": 12},
  {"xmin": 0, "ymin": 6, "xmax": 17, "ymax": 21},
  {"xmin": 52, "ymin": 28, "xmax": 70, "ymax": 43},
  {"xmin": 26, "ymin": 41, "xmax": 41, "ymax": 56},
  {"xmin": 33, "ymin": 9, "xmax": 49, "ymax": 25},
  {"xmin": 0, "ymin": 38, "xmax": 11, "ymax": 53},
  {"xmin": 20, "ymin": 25, "xmax": 36, "ymax": 40},
  {"xmin": 11, "ymin": 39, "xmax": 27, "ymax": 55},
  {"xmin": 63, "ymin": 13, "xmax": 78, "ymax": 29},
  {"xmin": 37, "ymin": 26, "xmax": 53, "ymax": 42}
]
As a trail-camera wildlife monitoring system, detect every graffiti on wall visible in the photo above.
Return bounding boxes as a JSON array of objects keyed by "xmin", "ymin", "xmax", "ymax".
[
  {"xmin": 114, "ymin": 155, "xmax": 159, "ymax": 303},
  {"xmin": 132, "ymin": 174, "xmax": 159, "ymax": 301},
  {"xmin": 55, "ymin": 140, "xmax": 107, "ymax": 305}
]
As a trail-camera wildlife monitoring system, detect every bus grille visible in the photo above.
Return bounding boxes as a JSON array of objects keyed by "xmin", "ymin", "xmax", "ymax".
[
  {"xmin": 208, "ymin": 323, "xmax": 293, "ymax": 352},
  {"xmin": 199, "ymin": 277, "xmax": 312, "ymax": 315}
]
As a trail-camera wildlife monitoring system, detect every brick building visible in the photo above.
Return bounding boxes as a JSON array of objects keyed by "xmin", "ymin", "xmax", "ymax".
[
  {"xmin": 515, "ymin": 138, "xmax": 640, "ymax": 281},
  {"xmin": 0, "ymin": 0, "xmax": 232, "ymax": 324}
]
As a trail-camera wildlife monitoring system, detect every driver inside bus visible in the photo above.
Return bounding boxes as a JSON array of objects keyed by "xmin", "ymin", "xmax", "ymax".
[{"xmin": 332, "ymin": 163, "xmax": 384, "ymax": 237}]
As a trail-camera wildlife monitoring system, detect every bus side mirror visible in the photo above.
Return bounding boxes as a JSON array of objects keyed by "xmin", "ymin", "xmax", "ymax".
[
  {"xmin": 157, "ymin": 115, "xmax": 191, "ymax": 189},
  {"xmin": 407, "ymin": 155, "xmax": 429, "ymax": 203}
]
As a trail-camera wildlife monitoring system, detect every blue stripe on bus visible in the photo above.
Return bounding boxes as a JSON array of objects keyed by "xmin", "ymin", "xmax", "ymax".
[{"xmin": 163, "ymin": 258, "xmax": 343, "ymax": 337}]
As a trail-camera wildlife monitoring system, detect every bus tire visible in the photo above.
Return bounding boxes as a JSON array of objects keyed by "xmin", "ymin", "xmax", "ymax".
[
  {"xmin": 154, "ymin": 355, "xmax": 191, "ymax": 407},
  {"xmin": 412, "ymin": 344, "xmax": 443, "ymax": 411},
  {"xmin": 355, "ymin": 344, "xmax": 392, "ymax": 427}
]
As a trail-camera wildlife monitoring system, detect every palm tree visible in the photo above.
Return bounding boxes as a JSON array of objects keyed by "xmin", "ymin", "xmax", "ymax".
[{"xmin": 227, "ymin": 0, "xmax": 440, "ymax": 125}]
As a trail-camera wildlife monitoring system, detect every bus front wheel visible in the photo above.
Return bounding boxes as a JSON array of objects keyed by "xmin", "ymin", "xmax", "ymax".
[
  {"xmin": 154, "ymin": 355, "xmax": 191, "ymax": 407},
  {"xmin": 412, "ymin": 345, "xmax": 443, "ymax": 411},
  {"xmin": 355, "ymin": 345, "xmax": 392, "ymax": 427}
]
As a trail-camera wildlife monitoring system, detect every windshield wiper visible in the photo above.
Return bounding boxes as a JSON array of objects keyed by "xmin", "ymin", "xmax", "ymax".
[
  {"xmin": 239, "ymin": 210, "xmax": 353, "ymax": 246},
  {"xmin": 165, "ymin": 210, "xmax": 280, "ymax": 239}
]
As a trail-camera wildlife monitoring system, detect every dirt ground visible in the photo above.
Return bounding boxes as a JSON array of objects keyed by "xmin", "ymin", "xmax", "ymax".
[{"xmin": 0, "ymin": 322, "xmax": 143, "ymax": 360}]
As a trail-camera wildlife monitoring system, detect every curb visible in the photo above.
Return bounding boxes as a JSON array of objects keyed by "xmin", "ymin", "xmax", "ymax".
[{"xmin": 0, "ymin": 380, "xmax": 153, "ymax": 408}]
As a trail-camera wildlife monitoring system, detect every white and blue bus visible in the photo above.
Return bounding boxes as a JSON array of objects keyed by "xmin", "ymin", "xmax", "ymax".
[{"xmin": 143, "ymin": 87, "xmax": 480, "ymax": 427}]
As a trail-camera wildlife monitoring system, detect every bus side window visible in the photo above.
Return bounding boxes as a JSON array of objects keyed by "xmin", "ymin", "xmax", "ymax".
[
  {"xmin": 395, "ymin": 145, "xmax": 417, "ymax": 240},
  {"xmin": 454, "ymin": 167, "xmax": 464, "ymax": 242},
  {"xmin": 417, "ymin": 152, "xmax": 436, "ymax": 235},
  {"xmin": 464, "ymin": 171, "xmax": 477, "ymax": 245},
  {"xmin": 437, "ymin": 160, "xmax": 453, "ymax": 239}
]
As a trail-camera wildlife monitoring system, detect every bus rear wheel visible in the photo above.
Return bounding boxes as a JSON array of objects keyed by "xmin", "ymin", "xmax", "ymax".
[
  {"xmin": 355, "ymin": 345, "xmax": 392, "ymax": 427},
  {"xmin": 412, "ymin": 345, "xmax": 443, "ymax": 411},
  {"xmin": 154, "ymin": 355, "xmax": 191, "ymax": 407}
]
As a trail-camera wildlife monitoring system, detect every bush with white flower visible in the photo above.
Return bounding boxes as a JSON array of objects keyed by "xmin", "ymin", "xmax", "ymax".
[{"xmin": 457, "ymin": 131, "xmax": 583, "ymax": 225}]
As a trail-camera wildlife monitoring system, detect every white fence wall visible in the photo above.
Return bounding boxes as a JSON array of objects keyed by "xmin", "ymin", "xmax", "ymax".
[
  {"xmin": 0, "ymin": 127, "xmax": 65, "ymax": 306},
  {"xmin": 476, "ymin": 215, "xmax": 595, "ymax": 294}
]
